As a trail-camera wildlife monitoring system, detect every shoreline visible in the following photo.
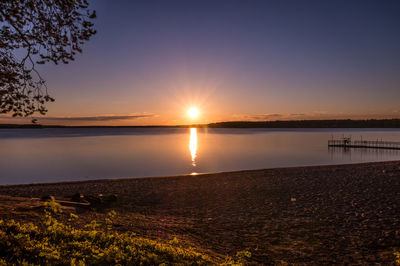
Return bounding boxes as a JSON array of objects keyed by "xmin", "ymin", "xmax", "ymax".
[
  {"xmin": 1, "ymin": 160, "xmax": 399, "ymax": 263},
  {"xmin": 1, "ymin": 160, "xmax": 399, "ymax": 187},
  {"xmin": 2, "ymin": 118, "xmax": 400, "ymax": 128}
]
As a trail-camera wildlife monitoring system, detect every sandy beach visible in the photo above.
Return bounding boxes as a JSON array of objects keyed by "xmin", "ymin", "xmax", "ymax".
[{"xmin": 0, "ymin": 161, "xmax": 399, "ymax": 264}]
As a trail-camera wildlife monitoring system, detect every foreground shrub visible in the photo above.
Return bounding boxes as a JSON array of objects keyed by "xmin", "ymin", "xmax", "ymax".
[
  {"xmin": 394, "ymin": 249, "xmax": 400, "ymax": 265},
  {"xmin": 0, "ymin": 202, "xmax": 215, "ymax": 265}
]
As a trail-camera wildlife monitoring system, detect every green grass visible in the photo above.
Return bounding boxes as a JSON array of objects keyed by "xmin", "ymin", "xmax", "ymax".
[
  {"xmin": 394, "ymin": 249, "xmax": 400, "ymax": 265},
  {"xmin": 0, "ymin": 201, "xmax": 249, "ymax": 265}
]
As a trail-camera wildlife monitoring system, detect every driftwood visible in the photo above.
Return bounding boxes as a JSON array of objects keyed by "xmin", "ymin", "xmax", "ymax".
[
  {"xmin": 40, "ymin": 193, "xmax": 117, "ymax": 210},
  {"xmin": 52, "ymin": 200, "xmax": 91, "ymax": 209}
]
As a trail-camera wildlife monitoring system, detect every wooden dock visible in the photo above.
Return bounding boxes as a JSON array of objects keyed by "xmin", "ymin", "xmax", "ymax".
[{"xmin": 328, "ymin": 138, "xmax": 400, "ymax": 150}]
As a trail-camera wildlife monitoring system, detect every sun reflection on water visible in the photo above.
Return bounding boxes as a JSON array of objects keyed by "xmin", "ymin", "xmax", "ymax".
[{"xmin": 189, "ymin": 128, "xmax": 197, "ymax": 166}]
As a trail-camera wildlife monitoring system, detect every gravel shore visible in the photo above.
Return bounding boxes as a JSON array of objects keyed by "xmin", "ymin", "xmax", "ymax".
[{"xmin": 1, "ymin": 161, "xmax": 400, "ymax": 264}]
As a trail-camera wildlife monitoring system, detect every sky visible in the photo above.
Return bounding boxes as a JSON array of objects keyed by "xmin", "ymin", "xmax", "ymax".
[{"xmin": 3, "ymin": 0, "xmax": 400, "ymax": 125}]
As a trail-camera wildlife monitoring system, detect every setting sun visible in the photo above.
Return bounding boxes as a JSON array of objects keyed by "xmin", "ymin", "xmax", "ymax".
[{"xmin": 187, "ymin": 107, "xmax": 199, "ymax": 119}]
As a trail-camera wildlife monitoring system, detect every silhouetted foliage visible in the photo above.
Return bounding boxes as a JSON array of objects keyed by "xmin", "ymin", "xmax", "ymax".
[
  {"xmin": 0, "ymin": 0, "xmax": 96, "ymax": 117},
  {"xmin": 1, "ymin": 119, "xmax": 400, "ymax": 128},
  {"xmin": 207, "ymin": 119, "xmax": 400, "ymax": 128}
]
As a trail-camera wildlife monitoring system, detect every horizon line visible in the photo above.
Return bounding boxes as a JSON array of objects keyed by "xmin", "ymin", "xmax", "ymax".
[{"xmin": 2, "ymin": 118, "xmax": 400, "ymax": 128}]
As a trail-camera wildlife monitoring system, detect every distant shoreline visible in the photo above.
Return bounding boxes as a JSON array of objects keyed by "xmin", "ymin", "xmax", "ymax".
[{"xmin": 1, "ymin": 118, "xmax": 400, "ymax": 128}]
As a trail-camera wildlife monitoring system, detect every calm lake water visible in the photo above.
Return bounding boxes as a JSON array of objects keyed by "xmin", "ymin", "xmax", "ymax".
[{"xmin": 1, "ymin": 128, "xmax": 400, "ymax": 184}]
